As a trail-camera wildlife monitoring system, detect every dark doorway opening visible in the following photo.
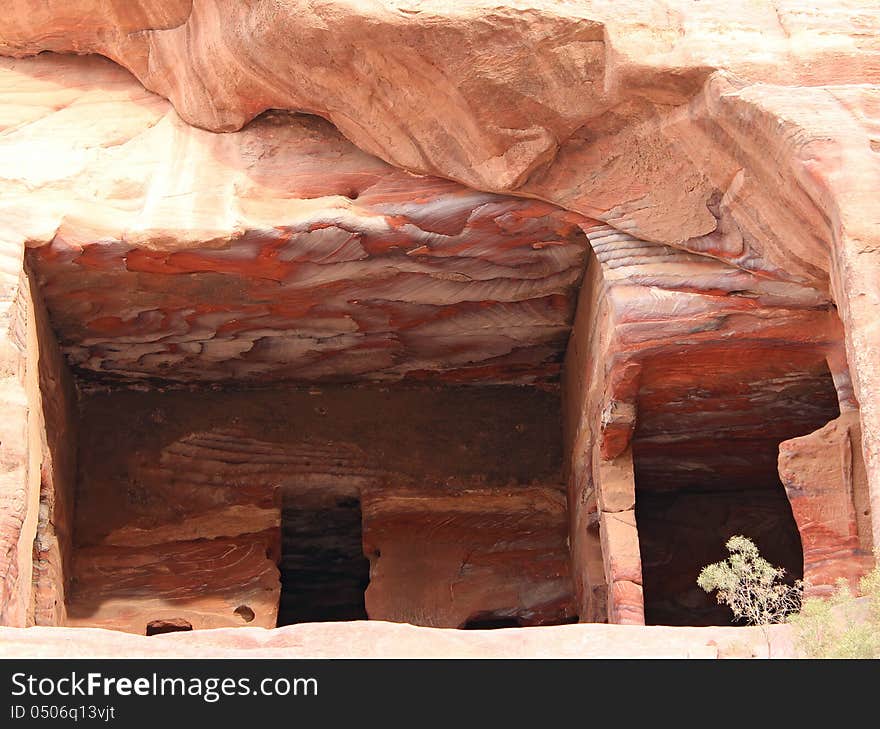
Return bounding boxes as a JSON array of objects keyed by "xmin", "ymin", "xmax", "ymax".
[
  {"xmin": 635, "ymin": 486, "xmax": 804, "ymax": 626},
  {"xmin": 632, "ymin": 349, "xmax": 841, "ymax": 626},
  {"xmin": 278, "ymin": 495, "xmax": 370, "ymax": 626}
]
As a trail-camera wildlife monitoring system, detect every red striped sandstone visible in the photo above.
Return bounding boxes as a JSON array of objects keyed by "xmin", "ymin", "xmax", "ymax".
[{"xmin": 0, "ymin": 2, "xmax": 878, "ymax": 653}]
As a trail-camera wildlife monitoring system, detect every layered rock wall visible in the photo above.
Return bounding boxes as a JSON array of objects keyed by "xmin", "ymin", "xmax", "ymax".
[
  {"xmin": 68, "ymin": 386, "xmax": 569, "ymax": 634},
  {"xmin": 27, "ymin": 270, "xmax": 77, "ymax": 626},
  {"xmin": 4, "ymin": 54, "xmax": 589, "ymax": 386},
  {"xmin": 0, "ymin": 2, "xmax": 878, "ymax": 645},
  {"xmin": 362, "ymin": 485, "xmax": 574, "ymax": 628},
  {"xmin": 0, "ymin": 264, "xmax": 34, "ymax": 627},
  {"xmin": 779, "ymin": 412, "xmax": 875, "ymax": 596}
]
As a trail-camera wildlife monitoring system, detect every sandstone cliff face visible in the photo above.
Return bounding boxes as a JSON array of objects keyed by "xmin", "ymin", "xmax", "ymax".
[
  {"xmin": 0, "ymin": 2, "xmax": 877, "ymax": 651},
  {"xmin": 3, "ymin": 54, "xmax": 589, "ymax": 386}
]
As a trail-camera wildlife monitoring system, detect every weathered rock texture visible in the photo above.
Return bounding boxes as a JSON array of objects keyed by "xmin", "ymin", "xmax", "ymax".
[
  {"xmin": 66, "ymin": 532, "xmax": 281, "ymax": 633},
  {"xmin": 362, "ymin": 485, "xmax": 574, "ymax": 628},
  {"xmin": 0, "ymin": 271, "xmax": 40, "ymax": 627},
  {"xmin": 67, "ymin": 386, "xmax": 569, "ymax": 634},
  {"xmin": 779, "ymin": 411, "xmax": 875, "ymax": 597},
  {"xmin": 562, "ymin": 226, "xmax": 859, "ymax": 623},
  {"xmin": 0, "ymin": 621, "xmax": 795, "ymax": 659},
  {"xmin": 6, "ymin": 55, "xmax": 588, "ymax": 386},
  {"xmin": 26, "ymin": 272, "xmax": 77, "ymax": 628},
  {"xmin": 0, "ymin": 1, "xmax": 878, "ymax": 654}
]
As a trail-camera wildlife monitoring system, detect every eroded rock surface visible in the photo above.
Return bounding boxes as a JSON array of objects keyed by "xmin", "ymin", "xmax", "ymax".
[
  {"xmin": 363, "ymin": 485, "xmax": 574, "ymax": 628},
  {"xmin": 67, "ymin": 386, "xmax": 568, "ymax": 633},
  {"xmin": 779, "ymin": 412, "xmax": 875, "ymax": 596},
  {"xmin": 0, "ymin": 2, "xmax": 878, "ymax": 651},
  {"xmin": 1, "ymin": 55, "xmax": 588, "ymax": 386},
  {"xmin": 0, "ymin": 621, "xmax": 796, "ymax": 659}
]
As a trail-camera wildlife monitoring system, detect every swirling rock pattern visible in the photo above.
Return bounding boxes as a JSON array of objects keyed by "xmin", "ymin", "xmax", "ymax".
[
  {"xmin": 66, "ymin": 386, "xmax": 568, "ymax": 633},
  {"xmin": 2, "ymin": 55, "xmax": 589, "ymax": 385},
  {"xmin": 0, "ymin": 2, "xmax": 879, "ymax": 645}
]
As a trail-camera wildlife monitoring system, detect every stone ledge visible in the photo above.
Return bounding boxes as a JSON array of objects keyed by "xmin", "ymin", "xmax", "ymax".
[{"xmin": 0, "ymin": 622, "xmax": 794, "ymax": 659}]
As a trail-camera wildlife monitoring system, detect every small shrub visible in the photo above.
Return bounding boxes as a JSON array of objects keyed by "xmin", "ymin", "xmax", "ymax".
[
  {"xmin": 789, "ymin": 566, "xmax": 880, "ymax": 659},
  {"xmin": 697, "ymin": 535, "xmax": 802, "ymax": 626}
]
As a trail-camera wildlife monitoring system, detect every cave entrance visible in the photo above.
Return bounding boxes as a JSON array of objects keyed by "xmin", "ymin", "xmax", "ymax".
[
  {"xmin": 58, "ymin": 383, "xmax": 575, "ymax": 633},
  {"xmin": 278, "ymin": 494, "xmax": 370, "ymax": 625},
  {"xmin": 631, "ymin": 348, "xmax": 841, "ymax": 626},
  {"xmin": 19, "ymin": 147, "xmax": 590, "ymax": 634}
]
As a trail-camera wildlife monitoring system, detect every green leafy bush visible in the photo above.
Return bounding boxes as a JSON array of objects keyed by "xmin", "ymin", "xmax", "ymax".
[
  {"xmin": 789, "ymin": 566, "xmax": 880, "ymax": 659},
  {"xmin": 697, "ymin": 535, "xmax": 880, "ymax": 657},
  {"xmin": 697, "ymin": 535, "xmax": 802, "ymax": 625}
]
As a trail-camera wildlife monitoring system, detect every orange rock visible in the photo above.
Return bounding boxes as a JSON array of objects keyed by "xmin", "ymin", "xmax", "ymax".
[
  {"xmin": 0, "ymin": 2, "xmax": 879, "ymax": 657},
  {"xmin": 779, "ymin": 412, "xmax": 875, "ymax": 596}
]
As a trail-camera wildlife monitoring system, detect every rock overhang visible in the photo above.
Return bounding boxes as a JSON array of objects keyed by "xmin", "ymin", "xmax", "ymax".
[
  {"xmin": 0, "ymin": 1, "xmax": 878, "ymax": 654},
  {"xmin": 4, "ymin": 55, "xmax": 592, "ymax": 385}
]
